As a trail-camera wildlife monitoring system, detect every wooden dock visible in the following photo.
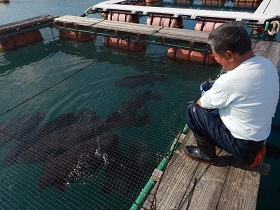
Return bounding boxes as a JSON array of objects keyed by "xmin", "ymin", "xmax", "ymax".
[
  {"xmin": 53, "ymin": 15, "xmax": 210, "ymax": 44},
  {"xmin": 142, "ymin": 130, "xmax": 264, "ymax": 210},
  {"xmin": 0, "ymin": 15, "xmax": 55, "ymax": 38},
  {"xmin": 252, "ymin": 40, "xmax": 280, "ymax": 68}
]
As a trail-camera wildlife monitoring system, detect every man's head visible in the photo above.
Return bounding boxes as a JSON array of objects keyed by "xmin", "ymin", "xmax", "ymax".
[{"xmin": 208, "ymin": 21, "xmax": 254, "ymax": 70}]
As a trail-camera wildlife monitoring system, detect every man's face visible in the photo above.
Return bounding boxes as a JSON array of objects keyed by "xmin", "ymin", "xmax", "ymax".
[{"xmin": 211, "ymin": 48, "xmax": 235, "ymax": 71}]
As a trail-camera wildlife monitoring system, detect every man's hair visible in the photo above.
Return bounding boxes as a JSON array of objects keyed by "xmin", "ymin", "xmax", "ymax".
[{"xmin": 208, "ymin": 21, "xmax": 252, "ymax": 56}]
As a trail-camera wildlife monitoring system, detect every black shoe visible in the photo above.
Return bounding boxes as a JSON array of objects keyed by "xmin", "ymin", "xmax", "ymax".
[{"xmin": 183, "ymin": 145, "xmax": 217, "ymax": 165}]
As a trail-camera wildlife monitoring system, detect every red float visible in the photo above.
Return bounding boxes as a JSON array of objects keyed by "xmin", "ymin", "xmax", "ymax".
[
  {"xmin": 103, "ymin": 12, "xmax": 146, "ymax": 51},
  {"xmin": 0, "ymin": 29, "xmax": 43, "ymax": 52}
]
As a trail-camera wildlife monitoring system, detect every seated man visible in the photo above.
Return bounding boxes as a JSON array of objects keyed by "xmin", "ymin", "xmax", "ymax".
[{"xmin": 184, "ymin": 21, "xmax": 279, "ymax": 167}]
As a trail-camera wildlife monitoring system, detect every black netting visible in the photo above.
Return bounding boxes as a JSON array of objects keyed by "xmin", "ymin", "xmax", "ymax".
[{"xmin": 0, "ymin": 27, "xmax": 220, "ymax": 209}]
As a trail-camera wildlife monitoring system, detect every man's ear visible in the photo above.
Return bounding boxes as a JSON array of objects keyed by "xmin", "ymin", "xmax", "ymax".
[{"xmin": 225, "ymin": 50, "xmax": 235, "ymax": 62}]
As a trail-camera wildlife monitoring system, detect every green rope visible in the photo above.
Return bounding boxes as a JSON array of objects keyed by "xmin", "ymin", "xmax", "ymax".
[{"xmin": 130, "ymin": 124, "xmax": 189, "ymax": 210}]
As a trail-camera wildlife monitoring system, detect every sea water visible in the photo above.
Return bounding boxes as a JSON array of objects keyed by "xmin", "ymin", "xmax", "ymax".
[{"xmin": 0, "ymin": 1, "xmax": 279, "ymax": 209}]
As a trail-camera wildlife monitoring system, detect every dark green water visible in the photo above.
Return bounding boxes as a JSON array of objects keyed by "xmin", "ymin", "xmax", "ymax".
[{"xmin": 0, "ymin": 1, "xmax": 280, "ymax": 209}]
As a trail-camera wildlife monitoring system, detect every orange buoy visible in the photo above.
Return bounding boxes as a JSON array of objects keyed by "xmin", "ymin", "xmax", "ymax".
[
  {"xmin": 107, "ymin": 13, "xmax": 139, "ymax": 23},
  {"xmin": 145, "ymin": 0, "xmax": 161, "ymax": 4},
  {"xmin": 147, "ymin": 15, "xmax": 183, "ymax": 28},
  {"xmin": 234, "ymin": 0, "xmax": 262, "ymax": 9},
  {"xmin": 189, "ymin": 50, "xmax": 217, "ymax": 65},
  {"xmin": 166, "ymin": 19, "xmax": 218, "ymax": 64},
  {"xmin": 104, "ymin": 12, "xmax": 146, "ymax": 51},
  {"xmin": 103, "ymin": 37, "xmax": 146, "ymax": 51},
  {"xmin": 59, "ymin": 30, "xmax": 93, "ymax": 42},
  {"xmin": 0, "ymin": 29, "xmax": 43, "ymax": 52},
  {"xmin": 104, "ymin": 37, "xmax": 119, "ymax": 48},
  {"xmin": 167, "ymin": 47, "xmax": 216, "ymax": 65},
  {"xmin": 0, "ymin": 37, "xmax": 15, "ymax": 52},
  {"xmin": 201, "ymin": 0, "xmax": 225, "ymax": 7},
  {"xmin": 69, "ymin": 31, "xmax": 92, "ymax": 42},
  {"xmin": 167, "ymin": 48, "xmax": 191, "ymax": 60},
  {"xmin": 194, "ymin": 21, "xmax": 224, "ymax": 32}
]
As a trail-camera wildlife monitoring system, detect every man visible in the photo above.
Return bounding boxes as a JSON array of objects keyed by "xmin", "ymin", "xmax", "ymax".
[{"xmin": 183, "ymin": 21, "xmax": 279, "ymax": 167}]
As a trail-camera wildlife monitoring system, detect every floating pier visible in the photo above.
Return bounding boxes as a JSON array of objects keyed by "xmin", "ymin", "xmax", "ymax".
[
  {"xmin": 0, "ymin": 15, "xmax": 55, "ymax": 52},
  {"xmin": 0, "ymin": 15, "xmax": 55, "ymax": 38},
  {"xmin": 53, "ymin": 15, "xmax": 210, "ymax": 44}
]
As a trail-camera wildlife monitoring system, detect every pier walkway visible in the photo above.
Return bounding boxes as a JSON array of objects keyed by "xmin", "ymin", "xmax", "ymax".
[
  {"xmin": 53, "ymin": 15, "xmax": 210, "ymax": 45},
  {"xmin": 142, "ymin": 130, "xmax": 263, "ymax": 210},
  {"xmin": 0, "ymin": 15, "xmax": 55, "ymax": 39}
]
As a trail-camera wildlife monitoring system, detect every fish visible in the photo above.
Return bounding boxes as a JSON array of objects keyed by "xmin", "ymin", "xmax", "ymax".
[
  {"xmin": 7, "ymin": 109, "xmax": 99, "ymax": 166},
  {"xmin": 102, "ymin": 141, "xmax": 156, "ymax": 195},
  {"xmin": 0, "ymin": 112, "xmax": 46, "ymax": 148},
  {"xmin": 115, "ymin": 73, "xmax": 169, "ymax": 89},
  {"xmin": 3, "ymin": 112, "xmax": 79, "ymax": 166},
  {"xmin": 118, "ymin": 90, "xmax": 162, "ymax": 115},
  {"xmin": 100, "ymin": 90, "xmax": 162, "ymax": 131},
  {"xmin": 37, "ymin": 133, "xmax": 119, "ymax": 192},
  {"xmin": 11, "ymin": 124, "xmax": 90, "ymax": 165}
]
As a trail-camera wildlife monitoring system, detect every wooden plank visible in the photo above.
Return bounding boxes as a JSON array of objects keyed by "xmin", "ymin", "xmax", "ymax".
[
  {"xmin": 251, "ymin": 40, "xmax": 258, "ymax": 50},
  {"xmin": 253, "ymin": 41, "xmax": 280, "ymax": 67},
  {"xmin": 53, "ymin": 16, "xmax": 210, "ymax": 43},
  {"xmin": 0, "ymin": 15, "xmax": 55, "ymax": 36},
  {"xmin": 216, "ymin": 157, "xmax": 261, "ymax": 210},
  {"xmin": 142, "ymin": 132, "xmax": 200, "ymax": 210},
  {"xmin": 54, "ymin": 17, "xmax": 161, "ymax": 36},
  {"xmin": 143, "ymin": 128, "xmax": 262, "ymax": 210},
  {"xmin": 158, "ymin": 27, "xmax": 210, "ymax": 43},
  {"xmin": 253, "ymin": 41, "xmax": 270, "ymax": 57},
  {"xmin": 95, "ymin": 20, "xmax": 161, "ymax": 35},
  {"xmin": 142, "ymin": 131, "xmax": 234, "ymax": 210},
  {"xmin": 264, "ymin": 42, "xmax": 280, "ymax": 68},
  {"xmin": 181, "ymin": 150, "xmax": 233, "ymax": 210}
]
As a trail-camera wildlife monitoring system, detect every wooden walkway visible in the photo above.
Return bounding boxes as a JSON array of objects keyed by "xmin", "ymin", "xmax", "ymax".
[
  {"xmin": 142, "ymin": 130, "xmax": 263, "ymax": 210},
  {"xmin": 252, "ymin": 40, "xmax": 280, "ymax": 68},
  {"xmin": 0, "ymin": 15, "xmax": 55, "ymax": 38},
  {"xmin": 54, "ymin": 15, "xmax": 210, "ymax": 44}
]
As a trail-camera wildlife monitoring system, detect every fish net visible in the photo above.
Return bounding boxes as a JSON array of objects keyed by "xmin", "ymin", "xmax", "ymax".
[{"xmin": 1, "ymin": 22, "xmax": 221, "ymax": 209}]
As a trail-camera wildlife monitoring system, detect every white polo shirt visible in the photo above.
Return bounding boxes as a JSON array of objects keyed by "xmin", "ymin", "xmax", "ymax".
[{"xmin": 200, "ymin": 56, "xmax": 279, "ymax": 141}]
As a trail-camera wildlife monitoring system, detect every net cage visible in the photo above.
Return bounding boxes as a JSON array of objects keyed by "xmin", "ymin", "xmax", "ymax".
[{"xmin": 0, "ymin": 24, "xmax": 222, "ymax": 209}]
